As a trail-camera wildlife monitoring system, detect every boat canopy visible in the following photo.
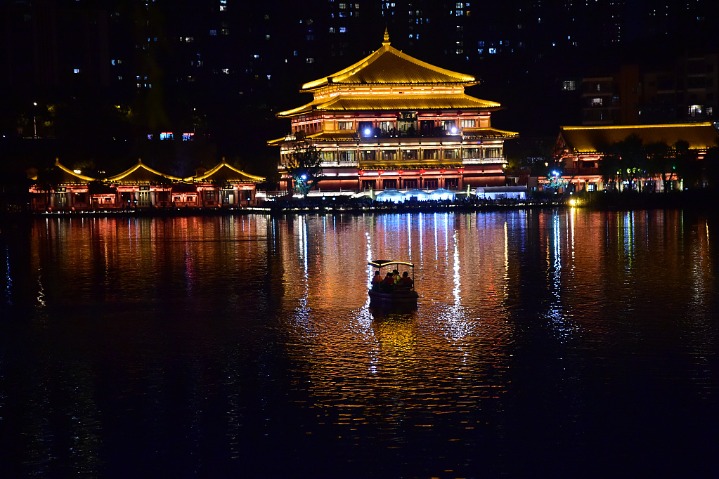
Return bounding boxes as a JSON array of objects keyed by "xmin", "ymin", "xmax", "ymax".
[{"xmin": 368, "ymin": 260, "xmax": 414, "ymax": 269}]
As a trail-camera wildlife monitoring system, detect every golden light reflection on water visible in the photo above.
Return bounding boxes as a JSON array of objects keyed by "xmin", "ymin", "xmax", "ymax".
[{"xmin": 3, "ymin": 209, "xmax": 717, "ymax": 475}]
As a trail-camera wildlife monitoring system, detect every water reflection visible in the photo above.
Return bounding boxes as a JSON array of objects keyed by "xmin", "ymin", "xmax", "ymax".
[{"xmin": 0, "ymin": 210, "xmax": 717, "ymax": 477}]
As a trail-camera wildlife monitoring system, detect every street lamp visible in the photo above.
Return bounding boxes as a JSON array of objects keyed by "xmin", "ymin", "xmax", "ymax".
[{"xmin": 32, "ymin": 102, "xmax": 38, "ymax": 139}]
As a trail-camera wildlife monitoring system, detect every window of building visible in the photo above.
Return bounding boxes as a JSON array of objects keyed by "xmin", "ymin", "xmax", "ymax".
[
  {"xmin": 444, "ymin": 149, "xmax": 460, "ymax": 159},
  {"xmin": 362, "ymin": 150, "xmax": 376, "ymax": 161},
  {"xmin": 463, "ymin": 148, "xmax": 480, "ymax": 159},
  {"xmin": 423, "ymin": 149, "xmax": 438, "ymax": 160},
  {"xmin": 402, "ymin": 150, "xmax": 418, "ymax": 160},
  {"xmin": 339, "ymin": 151, "xmax": 355, "ymax": 162},
  {"xmin": 379, "ymin": 121, "xmax": 394, "ymax": 132},
  {"xmin": 460, "ymin": 119, "xmax": 475, "ymax": 128},
  {"xmin": 562, "ymin": 80, "xmax": 576, "ymax": 91},
  {"xmin": 381, "ymin": 150, "xmax": 397, "ymax": 161},
  {"xmin": 383, "ymin": 179, "xmax": 397, "ymax": 189},
  {"xmin": 338, "ymin": 121, "xmax": 353, "ymax": 130},
  {"xmin": 591, "ymin": 97, "xmax": 603, "ymax": 106},
  {"xmin": 485, "ymin": 147, "xmax": 501, "ymax": 158}
]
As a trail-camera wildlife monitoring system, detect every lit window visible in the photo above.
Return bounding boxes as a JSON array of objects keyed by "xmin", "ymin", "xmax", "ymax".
[
  {"xmin": 160, "ymin": 132, "xmax": 174, "ymax": 140},
  {"xmin": 209, "ymin": 29, "xmax": 217, "ymax": 36},
  {"xmin": 460, "ymin": 119, "xmax": 475, "ymax": 128},
  {"xmin": 182, "ymin": 132, "xmax": 194, "ymax": 141},
  {"xmin": 73, "ymin": 68, "xmax": 80, "ymax": 74},
  {"xmin": 562, "ymin": 80, "xmax": 576, "ymax": 91},
  {"xmin": 688, "ymin": 105, "xmax": 702, "ymax": 116},
  {"xmin": 591, "ymin": 98, "xmax": 603, "ymax": 106},
  {"xmin": 338, "ymin": 121, "xmax": 353, "ymax": 130}
]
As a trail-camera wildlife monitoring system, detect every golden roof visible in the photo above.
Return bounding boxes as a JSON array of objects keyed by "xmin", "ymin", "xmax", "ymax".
[
  {"xmin": 53, "ymin": 159, "xmax": 96, "ymax": 184},
  {"xmin": 301, "ymin": 33, "xmax": 476, "ymax": 90},
  {"xmin": 462, "ymin": 127, "xmax": 519, "ymax": 139},
  {"xmin": 559, "ymin": 123, "xmax": 719, "ymax": 153},
  {"xmin": 106, "ymin": 159, "xmax": 181, "ymax": 184},
  {"xmin": 278, "ymin": 94, "xmax": 501, "ymax": 118},
  {"xmin": 189, "ymin": 161, "xmax": 265, "ymax": 183}
]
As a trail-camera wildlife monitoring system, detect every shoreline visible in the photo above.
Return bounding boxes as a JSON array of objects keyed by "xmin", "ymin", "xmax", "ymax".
[{"xmin": 2, "ymin": 190, "xmax": 718, "ymax": 220}]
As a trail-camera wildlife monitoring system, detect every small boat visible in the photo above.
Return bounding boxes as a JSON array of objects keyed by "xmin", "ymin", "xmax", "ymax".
[{"xmin": 368, "ymin": 259, "xmax": 419, "ymax": 310}]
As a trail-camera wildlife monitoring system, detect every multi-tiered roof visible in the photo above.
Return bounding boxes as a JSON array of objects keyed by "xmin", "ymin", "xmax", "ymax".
[{"xmin": 277, "ymin": 31, "xmax": 502, "ymax": 119}]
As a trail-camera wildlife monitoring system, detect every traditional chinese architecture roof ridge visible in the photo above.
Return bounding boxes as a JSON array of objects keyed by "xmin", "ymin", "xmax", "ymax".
[
  {"xmin": 189, "ymin": 161, "xmax": 265, "ymax": 183},
  {"xmin": 53, "ymin": 158, "xmax": 96, "ymax": 183},
  {"xmin": 301, "ymin": 31, "xmax": 476, "ymax": 91},
  {"xmin": 462, "ymin": 127, "xmax": 520, "ymax": 139},
  {"xmin": 559, "ymin": 123, "xmax": 719, "ymax": 153},
  {"xmin": 277, "ymin": 94, "xmax": 501, "ymax": 118},
  {"xmin": 106, "ymin": 159, "xmax": 181, "ymax": 184}
]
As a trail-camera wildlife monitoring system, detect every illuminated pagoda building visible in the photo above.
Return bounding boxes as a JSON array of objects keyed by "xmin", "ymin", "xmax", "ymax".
[{"xmin": 269, "ymin": 30, "xmax": 518, "ymax": 195}]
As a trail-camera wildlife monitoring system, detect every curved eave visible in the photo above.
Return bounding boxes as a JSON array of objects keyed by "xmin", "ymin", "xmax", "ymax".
[
  {"xmin": 277, "ymin": 95, "xmax": 501, "ymax": 118},
  {"xmin": 189, "ymin": 162, "xmax": 265, "ymax": 183},
  {"xmin": 106, "ymin": 161, "xmax": 182, "ymax": 183},
  {"xmin": 54, "ymin": 159, "xmax": 96, "ymax": 182},
  {"xmin": 302, "ymin": 42, "xmax": 476, "ymax": 90},
  {"xmin": 463, "ymin": 128, "xmax": 519, "ymax": 139}
]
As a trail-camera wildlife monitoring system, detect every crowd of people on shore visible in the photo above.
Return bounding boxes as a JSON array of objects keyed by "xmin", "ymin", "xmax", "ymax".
[{"xmin": 371, "ymin": 269, "xmax": 414, "ymax": 292}]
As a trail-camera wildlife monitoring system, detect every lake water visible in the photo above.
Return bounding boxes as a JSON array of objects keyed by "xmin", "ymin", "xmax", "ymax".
[{"xmin": 1, "ymin": 209, "xmax": 718, "ymax": 478}]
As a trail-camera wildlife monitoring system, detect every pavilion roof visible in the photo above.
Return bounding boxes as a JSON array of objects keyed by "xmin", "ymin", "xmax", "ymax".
[
  {"xmin": 105, "ymin": 160, "xmax": 181, "ymax": 184},
  {"xmin": 189, "ymin": 161, "xmax": 265, "ymax": 184},
  {"xmin": 277, "ymin": 94, "xmax": 501, "ymax": 118},
  {"xmin": 558, "ymin": 123, "xmax": 719, "ymax": 154},
  {"xmin": 301, "ymin": 31, "xmax": 476, "ymax": 91},
  {"xmin": 52, "ymin": 159, "xmax": 96, "ymax": 184}
]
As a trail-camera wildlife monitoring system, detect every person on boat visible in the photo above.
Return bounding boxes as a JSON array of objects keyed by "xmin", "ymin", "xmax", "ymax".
[
  {"xmin": 380, "ymin": 272, "xmax": 395, "ymax": 292},
  {"xmin": 397, "ymin": 271, "xmax": 414, "ymax": 289},
  {"xmin": 371, "ymin": 271, "xmax": 382, "ymax": 290},
  {"xmin": 392, "ymin": 269, "xmax": 401, "ymax": 284}
]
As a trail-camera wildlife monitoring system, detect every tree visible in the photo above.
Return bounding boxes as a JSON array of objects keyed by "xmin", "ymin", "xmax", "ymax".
[
  {"xmin": 644, "ymin": 141, "xmax": 671, "ymax": 193},
  {"xmin": 285, "ymin": 133, "xmax": 323, "ymax": 196},
  {"xmin": 673, "ymin": 139, "xmax": 700, "ymax": 189}
]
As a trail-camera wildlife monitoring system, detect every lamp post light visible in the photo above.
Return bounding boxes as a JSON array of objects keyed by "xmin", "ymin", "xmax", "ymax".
[{"xmin": 32, "ymin": 102, "xmax": 38, "ymax": 139}]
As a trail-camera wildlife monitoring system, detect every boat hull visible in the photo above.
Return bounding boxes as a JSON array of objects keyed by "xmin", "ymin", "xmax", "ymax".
[{"xmin": 368, "ymin": 289, "xmax": 418, "ymax": 310}]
